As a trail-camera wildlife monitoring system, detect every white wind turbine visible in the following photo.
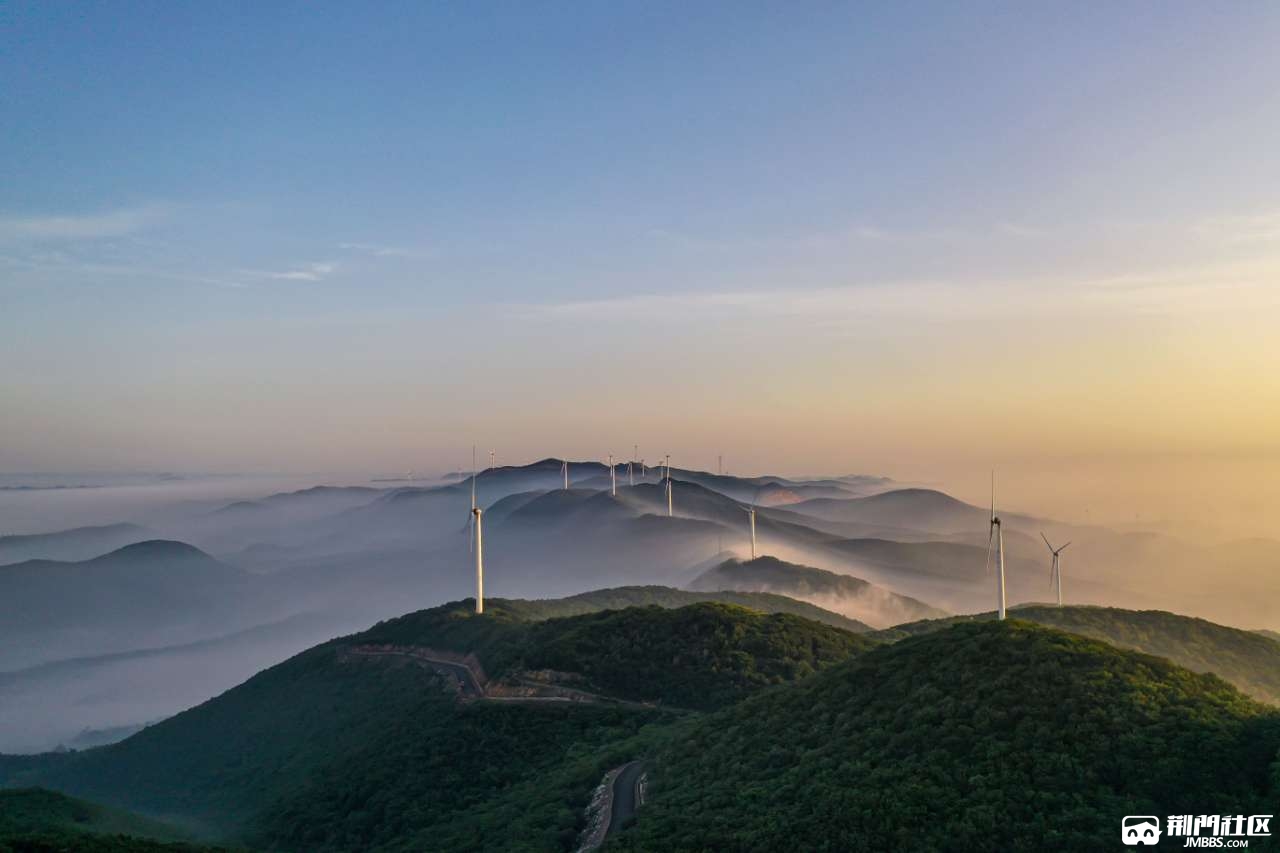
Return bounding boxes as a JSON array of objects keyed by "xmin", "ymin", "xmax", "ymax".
[
  {"xmin": 488, "ymin": 449, "xmax": 495, "ymax": 470},
  {"xmin": 664, "ymin": 455, "xmax": 673, "ymax": 516},
  {"xmin": 608, "ymin": 454, "xmax": 617, "ymax": 497},
  {"xmin": 466, "ymin": 446, "xmax": 484, "ymax": 614},
  {"xmin": 470, "ymin": 503, "xmax": 485, "ymax": 614},
  {"xmin": 985, "ymin": 473, "xmax": 1007, "ymax": 620},
  {"xmin": 1041, "ymin": 533, "xmax": 1070, "ymax": 607},
  {"xmin": 743, "ymin": 503, "xmax": 757, "ymax": 559},
  {"xmin": 561, "ymin": 459, "xmax": 569, "ymax": 490}
]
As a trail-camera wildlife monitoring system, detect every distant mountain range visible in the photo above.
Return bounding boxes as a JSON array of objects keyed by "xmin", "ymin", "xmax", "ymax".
[
  {"xmin": 0, "ymin": 541, "xmax": 255, "ymax": 671},
  {"xmin": 689, "ymin": 556, "xmax": 947, "ymax": 628},
  {"xmin": 0, "ymin": 523, "xmax": 153, "ymax": 565}
]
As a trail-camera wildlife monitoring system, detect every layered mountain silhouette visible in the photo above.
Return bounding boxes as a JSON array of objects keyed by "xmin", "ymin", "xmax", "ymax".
[
  {"xmin": 0, "ymin": 523, "xmax": 154, "ymax": 565},
  {"xmin": 0, "ymin": 541, "xmax": 253, "ymax": 671},
  {"xmin": 690, "ymin": 556, "xmax": 947, "ymax": 628}
]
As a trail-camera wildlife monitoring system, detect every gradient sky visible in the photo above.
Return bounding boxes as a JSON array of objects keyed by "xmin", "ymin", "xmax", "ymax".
[{"xmin": 2, "ymin": 3, "xmax": 1279, "ymax": 532}]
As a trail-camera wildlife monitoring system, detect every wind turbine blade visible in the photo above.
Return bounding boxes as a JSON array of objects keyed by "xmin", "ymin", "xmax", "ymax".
[
  {"xmin": 1060, "ymin": 541, "xmax": 1072, "ymax": 552},
  {"xmin": 1041, "ymin": 531, "xmax": 1053, "ymax": 552}
]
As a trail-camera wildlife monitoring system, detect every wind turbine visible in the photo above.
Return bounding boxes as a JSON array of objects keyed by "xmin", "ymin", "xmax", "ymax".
[
  {"xmin": 608, "ymin": 454, "xmax": 616, "ymax": 497},
  {"xmin": 470, "ymin": 504, "xmax": 484, "ymax": 614},
  {"xmin": 466, "ymin": 446, "xmax": 484, "ymax": 614},
  {"xmin": 488, "ymin": 449, "xmax": 495, "ymax": 470},
  {"xmin": 985, "ymin": 472, "xmax": 1006, "ymax": 620},
  {"xmin": 664, "ymin": 457, "xmax": 673, "ymax": 517},
  {"xmin": 561, "ymin": 459, "xmax": 569, "ymax": 490},
  {"xmin": 1041, "ymin": 533, "xmax": 1070, "ymax": 607},
  {"xmin": 627, "ymin": 460, "xmax": 634, "ymax": 487},
  {"xmin": 743, "ymin": 504, "xmax": 757, "ymax": 559}
]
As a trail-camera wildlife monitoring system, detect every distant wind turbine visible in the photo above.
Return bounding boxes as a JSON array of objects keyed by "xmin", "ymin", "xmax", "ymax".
[
  {"xmin": 743, "ymin": 504, "xmax": 757, "ymax": 559},
  {"xmin": 1041, "ymin": 533, "xmax": 1071, "ymax": 607},
  {"xmin": 609, "ymin": 454, "xmax": 616, "ymax": 496},
  {"xmin": 488, "ymin": 449, "xmax": 495, "ymax": 470},
  {"xmin": 985, "ymin": 472, "xmax": 1007, "ymax": 620},
  {"xmin": 665, "ymin": 457, "xmax": 673, "ymax": 517},
  {"xmin": 561, "ymin": 459, "xmax": 570, "ymax": 490},
  {"xmin": 627, "ymin": 460, "xmax": 634, "ymax": 487}
]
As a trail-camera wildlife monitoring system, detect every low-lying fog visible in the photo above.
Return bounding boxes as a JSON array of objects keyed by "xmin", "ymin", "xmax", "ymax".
[{"xmin": 2, "ymin": 462, "xmax": 1277, "ymax": 752}]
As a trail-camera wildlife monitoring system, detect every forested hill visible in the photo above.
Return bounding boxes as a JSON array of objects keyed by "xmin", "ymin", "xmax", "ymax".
[
  {"xmin": 0, "ymin": 787, "xmax": 231, "ymax": 852},
  {"xmin": 0, "ymin": 599, "xmax": 870, "ymax": 849},
  {"xmin": 355, "ymin": 598, "xmax": 874, "ymax": 710},
  {"xmin": 874, "ymin": 604, "xmax": 1280, "ymax": 704},
  {"xmin": 611, "ymin": 619, "xmax": 1280, "ymax": 852},
  {"xmin": 485, "ymin": 584, "xmax": 872, "ymax": 632}
]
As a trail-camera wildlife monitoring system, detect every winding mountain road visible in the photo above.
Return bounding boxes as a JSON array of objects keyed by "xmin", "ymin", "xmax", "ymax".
[{"xmin": 607, "ymin": 761, "xmax": 646, "ymax": 836}]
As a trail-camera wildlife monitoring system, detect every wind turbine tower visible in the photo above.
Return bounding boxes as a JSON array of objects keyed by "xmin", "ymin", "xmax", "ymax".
[
  {"xmin": 561, "ymin": 459, "xmax": 569, "ymax": 490},
  {"xmin": 467, "ymin": 445, "xmax": 484, "ymax": 614},
  {"xmin": 985, "ymin": 473, "xmax": 1007, "ymax": 620},
  {"xmin": 488, "ymin": 449, "xmax": 495, "ymax": 470},
  {"xmin": 471, "ymin": 505, "xmax": 484, "ymax": 614},
  {"xmin": 609, "ymin": 454, "xmax": 617, "ymax": 496},
  {"xmin": 1041, "ymin": 533, "xmax": 1071, "ymax": 607},
  {"xmin": 665, "ymin": 457, "xmax": 673, "ymax": 517},
  {"xmin": 743, "ymin": 504, "xmax": 757, "ymax": 559}
]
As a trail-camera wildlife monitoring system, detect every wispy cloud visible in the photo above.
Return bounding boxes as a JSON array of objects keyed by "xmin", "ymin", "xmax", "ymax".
[
  {"xmin": 1192, "ymin": 211, "xmax": 1280, "ymax": 245},
  {"xmin": 0, "ymin": 253, "xmax": 246, "ymax": 289},
  {"xmin": 0, "ymin": 204, "xmax": 170, "ymax": 241},
  {"xmin": 647, "ymin": 223, "xmax": 903, "ymax": 254},
  {"xmin": 243, "ymin": 261, "xmax": 339, "ymax": 282},
  {"xmin": 510, "ymin": 258, "xmax": 1280, "ymax": 325},
  {"xmin": 338, "ymin": 242, "xmax": 434, "ymax": 259}
]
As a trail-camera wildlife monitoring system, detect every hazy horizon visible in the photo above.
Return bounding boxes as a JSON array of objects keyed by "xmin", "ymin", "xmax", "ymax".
[{"xmin": 4, "ymin": 4, "xmax": 1279, "ymax": 537}]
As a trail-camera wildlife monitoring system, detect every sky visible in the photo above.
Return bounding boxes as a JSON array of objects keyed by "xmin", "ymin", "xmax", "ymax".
[{"xmin": 2, "ymin": 2, "xmax": 1279, "ymax": 534}]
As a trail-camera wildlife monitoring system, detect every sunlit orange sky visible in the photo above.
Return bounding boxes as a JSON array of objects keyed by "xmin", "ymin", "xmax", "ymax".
[{"xmin": 2, "ymin": 4, "xmax": 1278, "ymax": 538}]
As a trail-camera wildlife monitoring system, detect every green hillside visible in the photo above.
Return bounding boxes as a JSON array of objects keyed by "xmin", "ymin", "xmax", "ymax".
[
  {"xmin": 510, "ymin": 584, "xmax": 872, "ymax": 632},
  {"xmin": 611, "ymin": 620, "xmax": 1280, "ymax": 852},
  {"xmin": 352, "ymin": 599, "xmax": 873, "ymax": 711},
  {"xmin": 2, "ymin": 599, "xmax": 869, "ymax": 851},
  {"xmin": 875, "ymin": 604, "xmax": 1280, "ymax": 704},
  {"xmin": 0, "ymin": 788, "xmax": 231, "ymax": 852}
]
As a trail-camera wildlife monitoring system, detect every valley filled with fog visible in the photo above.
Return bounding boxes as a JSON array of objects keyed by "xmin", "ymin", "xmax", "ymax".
[{"xmin": 2, "ymin": 461, "xmax": 1278, "ymax": 753}]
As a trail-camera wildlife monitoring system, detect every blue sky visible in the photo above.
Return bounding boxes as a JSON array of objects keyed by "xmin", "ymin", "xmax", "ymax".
[{"xmin": 2, "ymin": 2, "xmax": 1279, "ymax": 526}]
